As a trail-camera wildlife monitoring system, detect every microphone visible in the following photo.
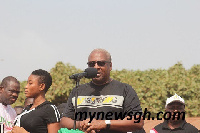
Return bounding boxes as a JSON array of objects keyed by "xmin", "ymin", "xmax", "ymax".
[{"xmin": 69, "ymin": 67, "xmax": 97, "ymax": 79}]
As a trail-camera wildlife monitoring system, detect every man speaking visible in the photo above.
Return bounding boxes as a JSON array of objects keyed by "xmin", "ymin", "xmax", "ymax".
[{"xmin": 61, "ymin": 48, "xmax": 144, "ymax": 133}]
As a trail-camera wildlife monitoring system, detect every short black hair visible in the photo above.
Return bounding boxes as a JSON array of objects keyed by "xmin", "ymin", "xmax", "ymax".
[
  {"xmin": 0, "ymin": 76, "xmax": 20, "ymax": 88},
  {"xmin": 31, "ymin": 69, "xmax": 52, "ymax": 92},
  {"xmin": 89, "ymin": 48, "xmax": 112, "ymax": 62}
]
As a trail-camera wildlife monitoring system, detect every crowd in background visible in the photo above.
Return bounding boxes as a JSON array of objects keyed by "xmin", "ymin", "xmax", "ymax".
[{"xmin": 1, "ymin": 48, "xmax": 199, "ymax": 133}]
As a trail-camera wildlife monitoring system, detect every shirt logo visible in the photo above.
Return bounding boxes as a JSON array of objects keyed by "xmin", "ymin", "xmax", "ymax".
[{"xmin": 72, "ymin": 95, "xmax": 124, "ymax": 108}]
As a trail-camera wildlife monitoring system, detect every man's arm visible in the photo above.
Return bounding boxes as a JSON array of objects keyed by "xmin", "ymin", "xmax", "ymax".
[
  {"xmin": 47, "ymin": 122, "xmax": 60, "ymax": 133},
  {"xmin": 60, "ymin": 88, "xmax": 79, "ymax": 129},
  {"xmin": 61, "ymin": 117, "xmax": 98, "ymax": 133},
  {"xmin": 60, "ymin": 117, "xmax": 81, "ymax": 130}
]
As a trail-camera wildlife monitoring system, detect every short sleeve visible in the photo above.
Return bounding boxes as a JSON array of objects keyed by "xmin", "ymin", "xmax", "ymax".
[
  {"xmin": 62, "ymin": 89, "xmax": 76, "ymax": 119},
  {"xmin": 123, "ymin": 84, "xmax": 142, "ymax": 115},
  {"xmin": 44, "ymin": 104, "xmax": 61, "ymax": 123}
]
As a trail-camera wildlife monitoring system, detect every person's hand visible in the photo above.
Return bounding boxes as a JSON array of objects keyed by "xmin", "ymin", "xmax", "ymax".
[
  {"xmin": 85, "ymin": 119, "xmax": 106, "ymax": 133},
  {"xmin": 80, "ymin": 118, "xmax": 90, "ymax": 131},
  {"xmin": 79, "ymin": 118, "xmax": 98, "ymax": 133},
  {"xmin": 11, "ymin": 126, "xmax": 29, "ymax": 133},
  {"xmin": 85, "ymin": 130, "xmax": 96, "ymax": 133}
]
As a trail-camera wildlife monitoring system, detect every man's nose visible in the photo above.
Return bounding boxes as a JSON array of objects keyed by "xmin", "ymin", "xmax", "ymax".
[
  {"xmin": 12, "ymin": 91, "xmax": 19, "ymax": 97},
  {"xmin": 94, "ymin": 62, "xmax": 100, "ymax": 68}
]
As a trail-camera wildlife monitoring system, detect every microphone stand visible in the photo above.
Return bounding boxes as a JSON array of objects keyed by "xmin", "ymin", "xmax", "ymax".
[
  {"xmin": 69, "ymin": 68, "xmax": 97, "ymax": 130},
  {"xmin": 73, "ymin": 77, "xmax": 80, "ymax": 130}
]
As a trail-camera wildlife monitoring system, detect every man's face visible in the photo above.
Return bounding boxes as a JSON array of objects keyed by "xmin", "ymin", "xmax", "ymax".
[
  {"xmin": 24, "ymin": 98, "xmax": 34, "ymax": 107},
  {"xmin": 166, "ymin": 101, "xmax": 185, "ymax": 122},
  {"xmin": 88, "ymin": 51, "xmax": 112, "ymax": 85},
  {"xmin": 0, "ymin": 81, "xmax": 20, "ymax": 106}
]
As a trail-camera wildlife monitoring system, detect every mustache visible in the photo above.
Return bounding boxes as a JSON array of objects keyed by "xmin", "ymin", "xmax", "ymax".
[{"xmin": 10, "ymin": 96, "xmax": 17, "ymax": 99}]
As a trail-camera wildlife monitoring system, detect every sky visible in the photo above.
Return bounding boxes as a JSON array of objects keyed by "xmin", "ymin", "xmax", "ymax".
[{"xmin": 0, "ymin": 1, "xmax": 200, "ymax": 81}]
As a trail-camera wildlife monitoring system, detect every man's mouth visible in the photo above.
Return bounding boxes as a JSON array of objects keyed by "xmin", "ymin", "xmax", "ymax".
[
  {"xmin": 11, "ymin": 98, "xmax": 16, "ymax": 102},
  {"xmin": 96, "ymin": 72, "xmax": 101, "ymax": 77}
]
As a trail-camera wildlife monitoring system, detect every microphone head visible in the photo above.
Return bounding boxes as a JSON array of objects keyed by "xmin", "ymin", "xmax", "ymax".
[{"xmin": 84, "ymin": 67, "xmax": 97, "ymax": 78}]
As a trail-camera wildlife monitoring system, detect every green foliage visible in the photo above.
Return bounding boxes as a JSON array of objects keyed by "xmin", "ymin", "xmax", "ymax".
[
  {"xmin": 46, "ymin": 62, "xmax": 90, "ymax": 106},
  {"xmin": 13, "ymin": 62, "xmax": 200, "ymax": 116}
]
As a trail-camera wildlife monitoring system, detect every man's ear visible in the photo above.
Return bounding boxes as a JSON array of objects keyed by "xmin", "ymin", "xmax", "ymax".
[
  {"xmin": 110, "ymin": 62, "xmax": 112, "ymax": 71},
  {"xmin": 0, "ymin": 86, "xmax": 4, "ymax": 93},
  {"xmin": 39, "ymin": 83, "xmax": 46, "ymax": 91}
]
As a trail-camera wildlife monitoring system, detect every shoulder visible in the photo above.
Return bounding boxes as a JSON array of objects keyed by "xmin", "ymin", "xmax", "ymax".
[
  {"xmin": 41, "ymin": 101, "xmax": 57, "ymax": 109},
  {"xmin": 68, "ymin": 83, "xmax": 89, "ymax": 98},
  {"xmin": 71, "ymin": 82, "xmax": 91, "ymax": 92},
  {"xmin": 8, "ymin": 105, "xmax": 16, "ymax": 111},
  {"xmin": 41, "ymin": 101, "xmax": 60, "ymax": 121},
  {"xmin": 184, "ymin": 122, "xmax": 199, "ymax": 131},
  {"xmin": 0, "ymin": 104, "xmax": 17, "ymax": 117},
  {"xmin": 153, "ymin": 122, "xmax": 164, "ymax": 132},
  {"xmin": 8, "ymin": 105, "xmax": 17, "ymax": 117},
  {"xmin": 36, "ymin": 101, "xmax": 59, "ymax": 113},
  {"xmin": 111, "ymin": 80, "xmax": 133, "ymax": 89},
  {"xmin": 154, "ymin": 122, "xmax": 164, "ymax": 127},
  {"xmin": 34, "ymin": 101, "xmax": 61, "ymax": 123},
  {"xmin": 114, "ymin": 80, "xmax": 138, "ymax": 95}
]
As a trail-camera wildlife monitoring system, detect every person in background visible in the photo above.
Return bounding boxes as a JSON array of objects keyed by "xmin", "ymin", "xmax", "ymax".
[
  {"xmin": 14, "ymin": 106, "xmax": 23, "ymax": 115},
  {"xmin": 0, "ymin": 76, "xmax": 20, "ymax": 133},
  {"xmin": 57, "ymin": 103, "xmax": 67, "ymax": 116},
  {"xmin": 12, "ymin": 69, "xmax": 60, "ymax": 133},
  {"xmin": 150, "ymin": 93, "xmax": 198, "ymax": 133},
  {"xmin": 60, "ymin": 48, "xmax": 145, "ymax": 133},
  {"xmin": 14, "ymin": 97, "xmax": 34, "ymax": 116},
  {"xmin": 24, "ymin": 98, "xmax": 34, "ymax": 108}
]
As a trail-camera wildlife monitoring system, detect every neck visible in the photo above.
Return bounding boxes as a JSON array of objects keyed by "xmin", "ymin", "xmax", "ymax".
[
  {"xmin": 92, "ymin": 78, "xmax": 112, "ymax": 86},
  {"xmin": 31, "ymin": 95, "xmax": 46, "ymax": 108}
]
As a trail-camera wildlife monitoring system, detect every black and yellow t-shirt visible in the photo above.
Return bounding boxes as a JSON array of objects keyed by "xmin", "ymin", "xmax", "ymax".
[{"xmin": 63, "ymin": 80, "xmax": 143, "ymax": 133}]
